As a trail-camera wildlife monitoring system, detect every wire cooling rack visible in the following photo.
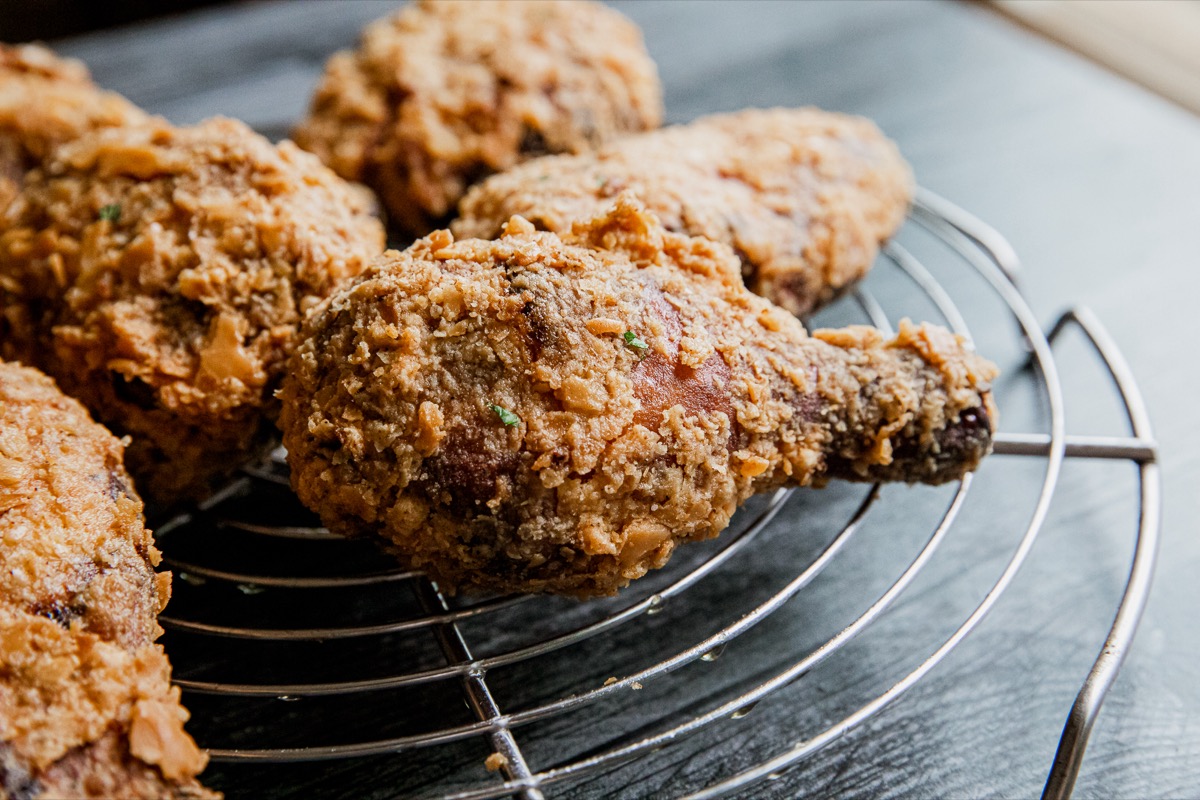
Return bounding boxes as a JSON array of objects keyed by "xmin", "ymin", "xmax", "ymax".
[{"xmin": 151, "ymin": 189, "xmax": 1160, "ymax": 799}]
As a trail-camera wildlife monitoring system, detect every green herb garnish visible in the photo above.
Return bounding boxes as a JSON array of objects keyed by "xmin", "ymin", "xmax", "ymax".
[
  {"xmin": 623, "ymin": 331, "xmax": 649, "ymax": 352},
  {"xmin": 488, "ymin": 403, "xmax": 521, "ymax": 427},
  {"xmin": 98, "ymin": 204, "xmax": 121, "ymax": 222}
]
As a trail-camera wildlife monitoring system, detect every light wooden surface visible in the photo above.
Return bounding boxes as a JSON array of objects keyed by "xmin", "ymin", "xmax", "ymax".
[
  {"xmin": 50, "ymin": 2, "xmax": 1200, "ymax": 798},
  {"xmin": 994, "ymin": 0, "xmax": 1200, "ymax": 115}
]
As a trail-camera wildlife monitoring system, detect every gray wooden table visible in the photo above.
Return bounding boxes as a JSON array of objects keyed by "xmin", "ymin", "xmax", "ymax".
[{"xmin": 50, "ymin": 1, "xmax": 1200, "ymax": 798}]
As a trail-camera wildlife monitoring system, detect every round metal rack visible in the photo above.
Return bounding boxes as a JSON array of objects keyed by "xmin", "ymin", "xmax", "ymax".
[{"xmin": 153, "ymin": 189, "xmax": 1160, "ymax": 799}]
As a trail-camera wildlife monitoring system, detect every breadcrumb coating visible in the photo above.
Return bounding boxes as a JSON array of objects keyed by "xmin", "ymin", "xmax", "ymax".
[
  {"xmin": 0, "ymin": 117, "xmax": 386, "ymax": 505},
  {"xmin": 0, "ymin": 361, "xmax": 166, "ymax": 651},
  {"xmin": 280, "ymin": 197, "xmax": 997, "ymax": 596},
  {"xmin": 0, "ymin": 360, "xmax": 214, "ymax": 799},
  {"xmin": 292, "ymin": 0, "xmax": 663, "ymax": 237},
  {"xmin": 0, "ymin": 43, "xmax": 148, "ymax": 215},
  {"xmin": 454, "ymin": 107, "xmax": 914, "ymax": 316}
]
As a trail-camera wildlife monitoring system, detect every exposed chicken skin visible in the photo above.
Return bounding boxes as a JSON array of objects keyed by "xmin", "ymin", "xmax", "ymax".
[
  {"xmin": 280, "ymin": 198, "xmax": 997, "ymax": 596},
  {"xmin": 452, "ymin": 107, "xmax": 914, "ymax": 316},
  {"xmin": 0, "ymin": 360, "xmax": 214, "ymax": 799}
]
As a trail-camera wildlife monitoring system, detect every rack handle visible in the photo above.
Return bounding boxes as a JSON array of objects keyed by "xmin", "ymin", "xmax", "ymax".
[{"xmin": 1039, "ymin": 308, "xmax": 1161, "ymax": 800}]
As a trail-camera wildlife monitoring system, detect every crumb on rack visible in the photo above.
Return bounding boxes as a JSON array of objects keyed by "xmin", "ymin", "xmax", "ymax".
[{"xmin": 485, "ymin": 752, "xmax": 509, "ymax": 772}]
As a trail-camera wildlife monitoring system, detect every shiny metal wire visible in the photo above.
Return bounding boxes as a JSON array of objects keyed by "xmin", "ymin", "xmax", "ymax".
[{"xmin": 153, "ymin": 189, "xmax": 1160, "ymax": 799}]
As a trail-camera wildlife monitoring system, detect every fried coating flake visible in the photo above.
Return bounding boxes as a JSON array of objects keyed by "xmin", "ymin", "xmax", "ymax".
[
  {"xmin": 292, "ymin": 0, "xmax": 664, "ymax": 237},
  {"xmin": 0, "ymin": 43, "xmax": 148, "ymax": 214},
  {"xmin": 0, "ymin": 360, "xmax": 215, "ymax": 799},
  {"xmin": 0, "ymin": 117, "xmax": 386, "ymax": 505},
  {"xmin": 453, "ymin": 107, "xmax": 915, "ymax": 316},
  {"xmin": 280, "ymin": 197, "xmax": 997, "ymax": 596}
]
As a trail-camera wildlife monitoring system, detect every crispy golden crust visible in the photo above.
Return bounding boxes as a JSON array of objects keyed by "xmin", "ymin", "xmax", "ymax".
[
  {"xmin": 0, "ymin": 361, "xmax": 214, "ymax": 799},
  {"xmin": 292, "ymin": 0, "xmax": 663, "ymax": 237},
  {"xmin": 0, "ymin": 361, "xmax": 166, "ymax": 650},
  {"xmin": 27, "ymin": 729, "xmax": 217, "ymax": 800},
  {"xmin": 0, "ymin": 615, "xmax": 216, "ymax": 800},
  {"xmin": 453, "ymin": 107, "xmax": 914, "ymax": 316},
  {"xmin": 0, "ymin": 43, "xmax": 148, "ymax": 214},
  {"xmin": 0, "ymin": 117, "xmax": 386, "ymax": 506},
  {"xmin": 280, "ymin": 198, "xmax": 997, "ymax": 596}
]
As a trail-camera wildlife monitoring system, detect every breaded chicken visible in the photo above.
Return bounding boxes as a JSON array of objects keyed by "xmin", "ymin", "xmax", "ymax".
[
  {"xmin": 0, "ymin": 43, "xmax": 148, "ymax": 214},
  {"xmin": 0, "ymin": 360, "xmax": 215, "ymax": 799},
  {"xmin": 453, "ymin": 108, "xmax": 914, "ymax": 316},
  {"xmin": 292, "ymin": 0, "xmax": 663, "ymax": 237},
  {"xmin": 0, "ymin": 117, "xmax": 386, "ymax": 506},
  {"xmin": 280, "ymin": 198, "xmax": 996, "ymax": 596}
]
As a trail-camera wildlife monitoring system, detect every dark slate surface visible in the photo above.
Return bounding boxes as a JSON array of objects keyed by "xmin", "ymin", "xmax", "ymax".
[{"xmin": 42, "ymin": 1, "xmax": 1200, "ymax": 798}]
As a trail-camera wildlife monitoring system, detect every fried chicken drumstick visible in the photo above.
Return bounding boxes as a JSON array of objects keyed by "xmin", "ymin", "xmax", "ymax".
[
  {"xmin": 0, "ymin": 117, "xmax": 385, "ymax": 506},
  {"xmin": 0, "ymin": 361, "xmax": 214, "ymax": 799},
  {"xmin": 293, "ymin": 0, "xmax": 663, "ymax": 237},
  {"xmin": 453, "ymin": 107, "xmax": 914, "ymax": 316},
  {"xmin": 1, "ymin": 43, "xmax": 148, "ymax": 214},
  {"xmin": 281, "ymin": 199, "xmax": 997, "ymax": 596}
]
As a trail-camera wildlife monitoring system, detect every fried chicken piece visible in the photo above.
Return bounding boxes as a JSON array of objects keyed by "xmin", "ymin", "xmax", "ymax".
[
  {"xmin": 292, "ymin": 0, "xmax": 663, "ymax": 237},
  {"xmin": 0, "ymin": 117, "xmax": 386, "ymax": 506},
  {"xmin": 453, "ymin": 107, "xmax": 914, "ymax": 316},
  {"xmin": 0, "ymin": 362, "xmax": 166, "ymax": 651},
  {"xmin": 0, "ymin": 360, "xmax": 215, "ymax": 799},
  {"xmin": 280, "ymin": 197, "xmax": 997, "ymax": 596},
  {"xmin": 0, "ymin": 43, "xmax": 148, "ymax": 214}
]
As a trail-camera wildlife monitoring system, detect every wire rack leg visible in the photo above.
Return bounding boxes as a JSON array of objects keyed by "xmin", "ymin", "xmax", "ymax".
[
  {"xmin": 413, "ymin": 579, "xmax": 545, "ymax": 800},
  {"xmin": 1039, "ymin": 308, "xmax": 1161, "ymax": 800}
]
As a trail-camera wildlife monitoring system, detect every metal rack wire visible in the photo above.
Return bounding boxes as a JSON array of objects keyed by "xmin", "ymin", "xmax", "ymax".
[{"xmin": 153, "ymin": 189, "xmax": 1160, "ymax": 799}]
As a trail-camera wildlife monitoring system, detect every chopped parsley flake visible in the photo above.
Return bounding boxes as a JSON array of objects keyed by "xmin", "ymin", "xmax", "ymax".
[
  {"xmin": 623, "ymin": 331, "xmax": 649, "ymax": 352},
  {"xmin": 98, "ymin": 204, "xmax": 121, "ymax": 222},
  {"xmin": 488, "ymin": 403, "xmax": 521, "ymax": 427}
]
